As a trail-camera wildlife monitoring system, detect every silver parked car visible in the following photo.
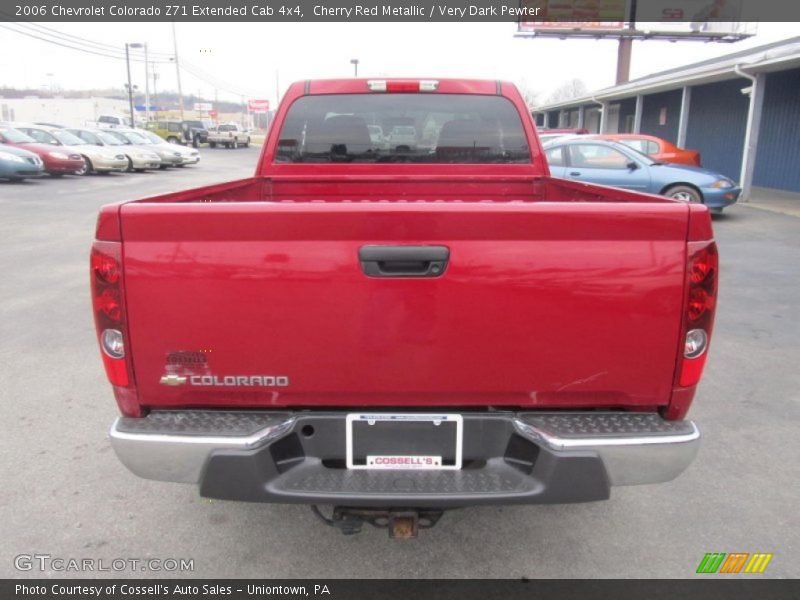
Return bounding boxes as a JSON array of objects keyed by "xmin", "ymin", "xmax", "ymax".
[{"xmin": 137, "ymin": 129, "xmax": 201, "ymax": 167}]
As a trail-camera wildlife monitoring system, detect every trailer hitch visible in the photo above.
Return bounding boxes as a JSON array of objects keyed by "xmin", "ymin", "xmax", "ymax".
[{"xmin": 311, "ymin": 506, "xmax": 443, "ymax": 538}]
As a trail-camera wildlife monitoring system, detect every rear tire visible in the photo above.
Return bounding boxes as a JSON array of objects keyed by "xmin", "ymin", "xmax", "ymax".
[
  {"xmin": 167, "ymin": 136, "xmax": 179, "ymax": 145},
  {"xmin": 664, "ymin": 184, "xmax": 702, "ymax": 203},
  {"xmin": 209, "ymin": 141, "xmax": 217, "ymax": 148}
]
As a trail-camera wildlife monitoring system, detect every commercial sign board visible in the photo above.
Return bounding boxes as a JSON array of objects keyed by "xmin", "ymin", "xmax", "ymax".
[
  {"xmin": 248, "ymin": 99, "xmax": 270, "ymax": 113},
  {"xmin": 518, "ymin": 0, "xmax": 744, "ymax": 32},
  {"xmin": 518, "ymin": 0, "xmax": 627, "ymax": 31}
]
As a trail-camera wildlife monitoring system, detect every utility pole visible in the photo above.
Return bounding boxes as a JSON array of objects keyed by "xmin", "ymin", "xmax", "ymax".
[
  {"xmin": 143, "ymin": 43, "xmax": 150, "ymax": 123},
  {"xmin": 125, "ymin": 43, "xmax": 135, "ymax": 126},
  {"xmin": 171, "ymin": 22, "xmax": 185, "ymax": 120},
  {"xmin": 152, "ymin": 65, "xmax": 159, "ymax": 118}
]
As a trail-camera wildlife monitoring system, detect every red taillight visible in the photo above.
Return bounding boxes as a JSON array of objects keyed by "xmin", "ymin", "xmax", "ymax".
[
  {"xmin": 687, "ymin": 288, "xmax": 712, "ymax": 321},
  {"xmin": 678, "ymin": 241, "xmax": 718, "ymax": 387},
  {"xmin": 91, "ymin": 241, "xmax": 134, "ymax": 393},
  {"xmin": 91, "ymin": 250, "xmax": 120, "ymax": 284},
  {"xmin": 689, "ymin": 248, "xmax": 715, "ymax": 283},
  {"xmin": 98, "ymin": 288, "xmax": 122, "ymax": 321}
]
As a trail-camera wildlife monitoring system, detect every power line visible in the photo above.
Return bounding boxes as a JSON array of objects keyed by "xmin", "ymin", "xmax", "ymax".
[
  {"xmin": 5, "ymin": 19, "xmax": 173, "ymax": 59},
  {"xmin": 0, "ymin": 23, "xmax": 173, "ymax": 64},
  {"xmin": 180, "ymin": 60, "xmax": 260, "ymax": 97},
  {"xmin": 19, "ymin": 21, "xmax": 175, "ymax": 58},
  {"xmin": 1, "ymin": 21, "xmax": 267, "ymax": 100},
  {"xmin": 0, "ymin": 11, "xmax": 175, "ymax": 59}
]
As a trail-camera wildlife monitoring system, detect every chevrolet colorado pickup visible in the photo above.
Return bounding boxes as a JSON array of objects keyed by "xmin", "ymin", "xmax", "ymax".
[{"xmin": 93, "ymin": 79, "xmax": 716, "ymax": 537}]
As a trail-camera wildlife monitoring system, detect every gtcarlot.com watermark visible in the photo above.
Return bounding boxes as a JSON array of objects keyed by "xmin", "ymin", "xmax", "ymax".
[{"xmin": 15, "ymin": 553, "xmax": 194, "ymax": 573}]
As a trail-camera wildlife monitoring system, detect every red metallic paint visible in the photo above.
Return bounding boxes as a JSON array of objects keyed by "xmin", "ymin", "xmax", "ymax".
[{"xmin": 93, "ymin": 79, "xmax": 717, "ymax": 419}]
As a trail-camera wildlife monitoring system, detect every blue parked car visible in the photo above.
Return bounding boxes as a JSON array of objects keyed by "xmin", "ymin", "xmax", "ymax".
[
  {"xmin": 542, "ymin": 138, "xmax": 740, "ymax": 212},
  {"xmin": 0, "ymin": 144, "xmax": 44, "ymax": 181}
]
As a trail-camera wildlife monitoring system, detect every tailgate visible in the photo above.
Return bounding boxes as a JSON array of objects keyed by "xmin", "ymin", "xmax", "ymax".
[{"xmin": 120, "ymin": 202, "xmax": 688, "ymax": 410}]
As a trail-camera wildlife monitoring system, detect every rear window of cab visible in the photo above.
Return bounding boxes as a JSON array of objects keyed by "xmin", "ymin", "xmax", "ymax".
[{"xmin": 275, "ymin": 94, "xmax": 530, "ymax": 164}]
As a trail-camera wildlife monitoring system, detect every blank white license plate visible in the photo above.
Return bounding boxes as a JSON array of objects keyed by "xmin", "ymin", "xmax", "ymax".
[{"xmin": 346, "ymin": 413, "xmax": 463, "ymax": 470}]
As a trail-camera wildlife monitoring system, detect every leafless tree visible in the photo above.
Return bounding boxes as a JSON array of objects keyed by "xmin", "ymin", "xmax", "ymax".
[
  {"xmin": 547, "ymin": 78, "xmax": 589, "ymax": 104},
  {"xmin": 517, "ymin": 78, "xmax": 542, "ymax": 110}
]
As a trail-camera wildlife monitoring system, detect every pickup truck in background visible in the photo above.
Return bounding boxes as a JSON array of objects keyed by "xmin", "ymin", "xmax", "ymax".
[
  {"xmin": 93, "ymin": 79, "xmax": 716, "ymax": 538},
  {"xmin": 208, "ymin": 123, "xmax": 251, "ymax": 148}
]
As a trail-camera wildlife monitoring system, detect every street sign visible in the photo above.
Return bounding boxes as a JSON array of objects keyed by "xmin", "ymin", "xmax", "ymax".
[
  {"xmin": 248, "ymin": 99, "xmax": 270, "ymax": 113},
  {"xmin": 193, "ymin": 102, "xmax": 213, "ymax": 111}
]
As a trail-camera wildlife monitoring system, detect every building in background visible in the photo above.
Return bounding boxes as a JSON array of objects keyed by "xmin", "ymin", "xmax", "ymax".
[
  {"xmin": 533, "ymin": 37, "xmax": 800, "ymax": 198},
  {"xmin": 0, "ymin": 97, "xmax": 130, "ymax": 127}
]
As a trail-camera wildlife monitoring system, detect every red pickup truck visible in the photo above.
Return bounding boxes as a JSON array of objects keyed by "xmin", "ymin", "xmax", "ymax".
[{"xmin": 92, "ymin": 79, "xmax": 716, "ymax": 537}]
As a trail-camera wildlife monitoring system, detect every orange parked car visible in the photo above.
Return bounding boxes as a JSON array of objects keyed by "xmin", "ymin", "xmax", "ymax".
[{"xmin": 592, "ymin": 134, "xmax": 701, "ymax": 166}]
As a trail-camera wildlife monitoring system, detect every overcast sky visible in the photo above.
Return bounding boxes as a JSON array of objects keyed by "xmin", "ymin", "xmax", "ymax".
[{"xmin": 0, "ymin": 22, "xmax": 796, "ymax": 106}]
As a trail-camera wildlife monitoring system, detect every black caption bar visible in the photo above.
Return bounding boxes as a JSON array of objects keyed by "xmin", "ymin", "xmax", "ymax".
[
  {"xmin": 3, "ymin": 0, "xmax": 800, "ymax": 22},
  {"xmin": 3, "ymin": 580, "xmax": 800, "ymax": 600}
]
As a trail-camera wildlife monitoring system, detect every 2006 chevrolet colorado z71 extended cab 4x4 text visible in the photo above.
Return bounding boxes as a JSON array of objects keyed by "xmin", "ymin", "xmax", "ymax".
[{"xmin": 92, "ymin": 78, "xmax": 716, "ymax": 537}]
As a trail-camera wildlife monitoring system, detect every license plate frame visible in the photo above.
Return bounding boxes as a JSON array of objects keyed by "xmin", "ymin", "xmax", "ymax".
[{"xmin": 345, "ymin": 413, "xmax": 463, "ymax": 471}]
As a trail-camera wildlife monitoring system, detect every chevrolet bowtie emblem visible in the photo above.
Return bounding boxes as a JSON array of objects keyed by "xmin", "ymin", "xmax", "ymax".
[{"xmin": 160, "ymin": 374, "xmax": 187, "ymax": 386}]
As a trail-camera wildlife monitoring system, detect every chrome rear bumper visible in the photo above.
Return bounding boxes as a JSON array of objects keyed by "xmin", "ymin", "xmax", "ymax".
[
  {"xmin": 110, "ymin": 411, "xmax": 699, "ymax": 506},
  {"xmin": 110, "ymin": 412, "xmax": 294, "ymax": 483},
  {"xmin": 513, "ymin": 413, "xmax": 699, "ymax": 486}
]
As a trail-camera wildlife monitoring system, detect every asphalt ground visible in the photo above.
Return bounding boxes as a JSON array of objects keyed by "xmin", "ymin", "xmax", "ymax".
[{"xmin": 1, "ymin": 147, "xmax": 797, "ymax": 578}]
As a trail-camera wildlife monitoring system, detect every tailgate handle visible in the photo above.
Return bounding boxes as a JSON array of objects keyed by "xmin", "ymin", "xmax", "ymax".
[{"xmin": 359, "ymin": 245, "xmax": 449, "ymax": 278}]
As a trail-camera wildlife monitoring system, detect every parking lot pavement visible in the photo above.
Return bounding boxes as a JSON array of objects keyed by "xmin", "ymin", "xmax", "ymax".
[{"xmin": 1, "ymin": 155, "xmax": 798, "ymax": 578}]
